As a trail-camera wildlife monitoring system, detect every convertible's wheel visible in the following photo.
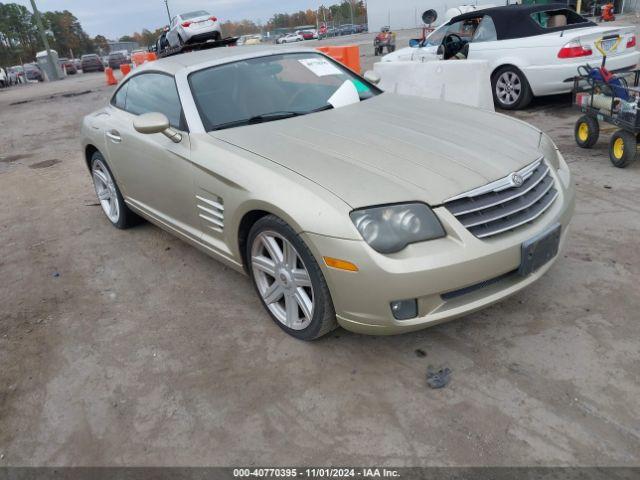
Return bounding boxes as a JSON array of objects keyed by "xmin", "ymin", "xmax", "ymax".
[
  {"xmin": 90, "ymin": 152, "xmax": 141, "ymax": 229},
  {"xmin": 609, "ymin": 130, "xmax": 637, "ymax": 168},
  {"xmin": 492, "ymin": 66, "xmax": 533, "ymax": 110},
  {"xmin": 575, "ymin": 115, "xmax": 599, "ymax": 148},
  {"xmin": 248, "ymin": 215, "xmax": 337, "ymax": 340}
]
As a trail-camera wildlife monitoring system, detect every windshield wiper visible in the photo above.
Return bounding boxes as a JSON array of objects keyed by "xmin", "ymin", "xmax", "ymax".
[{"xmin": 211, "ymin": 105, "xmax": 334, "ymax": 131}]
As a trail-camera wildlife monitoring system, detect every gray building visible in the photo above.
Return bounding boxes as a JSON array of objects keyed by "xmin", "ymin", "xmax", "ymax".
[
  {"xmin": 107, "ymin": 41, "xmax": 140, "ymax": 54},
  {"xmin": 366, "ymin": 0, "xmax": 500, "ymax": 31}
]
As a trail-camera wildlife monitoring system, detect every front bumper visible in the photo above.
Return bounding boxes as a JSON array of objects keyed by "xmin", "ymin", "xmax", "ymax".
[{"xmin": 302, "ymin": 163, "xmax": 575, "ymax": 335}]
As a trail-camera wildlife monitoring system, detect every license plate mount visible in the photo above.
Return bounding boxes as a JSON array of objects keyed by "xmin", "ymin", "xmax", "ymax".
[
  {"xmin": 518, "ymin": 223, "xmax": 561, "ymax": 276},
  {"xmin": 596, "ymin": 35, "xmax": 621, "ymax": 56}
]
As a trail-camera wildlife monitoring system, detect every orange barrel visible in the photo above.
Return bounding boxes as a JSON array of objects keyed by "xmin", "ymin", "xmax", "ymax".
[
  {"xmin": 145, "ymin": 52, "xmax": 158, "ymax": 63},
  {"xmin": 316, "ymin": 45, "xmax": 361, "ymax": 74},
  {"xmin": 105, "ymin": 67, "xmax": 117, "ymax": 86},
  {"xmin": 131, "ymin": 51, "xmax": 146, "ymax": 67},
  {"xmin": 120, "ymin": 64, "xmax": 132, "ymax": 76}
]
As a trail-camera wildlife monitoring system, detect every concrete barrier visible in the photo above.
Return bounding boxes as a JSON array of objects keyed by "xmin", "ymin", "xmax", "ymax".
[{"xmin": 373, "ymin": 60, "xmax": 494, "ymax": 111}]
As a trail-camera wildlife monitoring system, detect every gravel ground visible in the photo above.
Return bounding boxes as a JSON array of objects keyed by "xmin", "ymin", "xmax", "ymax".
[{"xmin": 0, "ymin": 24, "xmax": 639, "ymax": 466}]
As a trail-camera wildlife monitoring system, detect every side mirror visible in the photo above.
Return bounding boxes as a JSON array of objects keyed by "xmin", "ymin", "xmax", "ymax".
[
  {"xmin": 409, "ymin": 39, "xmax": 421, "ymax": 48},
  {"xmin": 133, "ymin": 112, "xmax": 182, "ymax": 143},
  {"xmin": 364, "ymin": 70, "xmax": 381, "ymax": 85}
]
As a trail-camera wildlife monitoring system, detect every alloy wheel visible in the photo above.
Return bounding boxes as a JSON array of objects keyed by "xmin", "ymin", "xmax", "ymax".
[
  {"xmin": 92, "ymin": 159, "xmax": 120, "ymax": 223},
  {"xmin": 496, "ymin": 71, "xmax": 522, "ymax": 106},
  {"xmin": 251, "ymin": 231, "xmax": 314, "ymax": 330}
]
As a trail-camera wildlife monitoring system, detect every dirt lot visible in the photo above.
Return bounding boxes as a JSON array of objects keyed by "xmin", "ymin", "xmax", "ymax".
[{"xmin": 1, "ymin": 37, "xmax": 639, "ymax": 467}]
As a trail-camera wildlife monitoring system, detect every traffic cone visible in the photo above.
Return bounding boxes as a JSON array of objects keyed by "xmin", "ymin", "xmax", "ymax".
[
  {"xmin": 105, "ymin": 67, "xmax": 117, "ymax": 86},
  {"xmin": 120, "ymin": 64, "xmax": 132, "ymax": 76}
]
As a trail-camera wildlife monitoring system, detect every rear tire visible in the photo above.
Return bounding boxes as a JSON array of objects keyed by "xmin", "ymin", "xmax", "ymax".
[
  {"xmin": 247, "ymin": 215, "xmax": 337, "ymax": 341},
  {"xmin": 90, "ymin": 151, "xmax": 142, "ymax": 229},
  {"xmin": 609, "ymin": 130, "xmax": 637, "ymax": 168},
  {"xmin": 575, "ymin": 115, "xmax": 599, "ymax": 148},
  {"xmin": 492, "ymin": 66, "xmax": 533, "ymax": 110}
]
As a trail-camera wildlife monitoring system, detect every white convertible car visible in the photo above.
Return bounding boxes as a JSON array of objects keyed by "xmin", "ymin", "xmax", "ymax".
[{"xmin": 382, "ymin": 4, "xmax": 639, "ymax": 109}]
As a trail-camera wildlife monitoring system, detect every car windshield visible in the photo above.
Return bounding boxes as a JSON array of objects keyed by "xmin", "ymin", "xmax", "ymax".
[
  {"xmin": 182, "ymin": 10, "xmax": 209, "ymax": 20},
  {"xmin": 423, "ymin": 18, "xmax": 481, "ymax": 47},
  {"xmin": 189, "ymin": 53, "xmax": 380, "ymax": 132},
  {"xmin": 423, "ymin": 24, "xmax": 448, "ymax": 47}
]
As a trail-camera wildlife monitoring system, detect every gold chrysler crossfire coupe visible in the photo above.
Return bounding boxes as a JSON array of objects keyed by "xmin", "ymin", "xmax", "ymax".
[{"xmin": 81, "ymin": 47, "xmax": 575, "ymax": 340}]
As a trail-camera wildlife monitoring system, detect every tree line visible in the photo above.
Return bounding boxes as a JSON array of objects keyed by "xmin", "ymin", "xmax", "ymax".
[
  {"xmin": 266, "ymin": 0, "xmax": 366, "ymax": 30},
  {"xmin": 0, "ymin": 2, "xmax": 96, "ymax": 66},
  {"xmin": 119, "ymin": 1, "xmax": 367, "ymax": 44}
]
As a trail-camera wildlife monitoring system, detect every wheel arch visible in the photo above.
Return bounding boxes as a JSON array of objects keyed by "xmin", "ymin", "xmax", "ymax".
[
  {"xmin": 490, "ymin": 62, "xmax": 527, "ymax": 80},
  {"xmin": 237, "ymin": 209, "xmax": 271, "ymax": 274},
  {"xmin": 84, "ymin": 144, "xmax": 100, "ymax": 171},
  {"xmin": 491, "ymin": 62, "xmax": 536, "ymax": 95},
  {"xmin": 235, "ymin": 200, "xmax": 313, "ymax": 273}
]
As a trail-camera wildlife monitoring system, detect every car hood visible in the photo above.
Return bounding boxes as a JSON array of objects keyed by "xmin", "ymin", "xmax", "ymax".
[{"xmin": 210, "ymin": 93, "xmax": 543, "ymax": 208}]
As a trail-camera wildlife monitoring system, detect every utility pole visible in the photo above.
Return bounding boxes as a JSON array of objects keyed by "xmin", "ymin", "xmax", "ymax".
[
  {"xmin": 348, "ymin": 0, "xmax": 354, "ymax": 25},
  {"xmin": 30, "ymin": 0, "xmax": 60, "ymax": 80},
  {"xmin": 164, "ymin": 0, "xmax": 172, "ymax": 23}
]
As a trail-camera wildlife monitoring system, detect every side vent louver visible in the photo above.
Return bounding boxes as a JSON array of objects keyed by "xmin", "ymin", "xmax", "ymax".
[{"xmin": 196, "ymin": 195, "xmax": 224, "ymax": 232}]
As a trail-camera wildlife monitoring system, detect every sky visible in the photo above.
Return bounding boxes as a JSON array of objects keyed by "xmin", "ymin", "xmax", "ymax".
[{"xmin": 12, "ymin": 0, "xmax": 327, "ymax": 39}]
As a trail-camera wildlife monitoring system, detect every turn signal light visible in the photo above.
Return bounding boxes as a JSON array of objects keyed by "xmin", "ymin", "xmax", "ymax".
[
  {"xmin": 323, "ymin": 257, "xmax": 359, "ymax": 272},
  {"xmin": 181, "ymin": 21, "xmax": 192, "ymax": 27},
  {"xmin": 558, "ymin": 42, "xmax": 592, "ymax": 58},
  {"xmin": 627, "ymin": 35, "xmax": 636, "ymax": 48}
]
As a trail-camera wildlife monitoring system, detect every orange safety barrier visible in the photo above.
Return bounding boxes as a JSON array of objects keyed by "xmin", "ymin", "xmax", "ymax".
[
  {"xmin": 105, "ymin": 67, "xmax": 117, "ymax": 86},
  {"xmin": 316, "ymin": 45, "xmax": 361, "ymax": 74},
  {"xmin": 131, "ymin": 51, "xmax": 157, "ymax": 68},
  {"xmin": 120, "ymin": 64, "xmax": 132, "ymax": 76},
  {"xmin": 131, "ymin": 51, "xmax": 147, "ymax": 67}
]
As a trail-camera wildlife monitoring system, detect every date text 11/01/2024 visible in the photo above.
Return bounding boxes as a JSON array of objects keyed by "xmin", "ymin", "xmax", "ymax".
[{"xmin": 233, "ymin": 468, "xmax": 401, "ymax": 478}]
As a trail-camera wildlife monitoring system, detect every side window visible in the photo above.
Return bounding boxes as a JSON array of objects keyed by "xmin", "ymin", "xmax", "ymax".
[
  {"xmin": 124, "ymin": 73, "xmax": 183, "ymax": 129},
  {"xmin": 531, "ymin": 9, "xmax": 588, "ymax": 28},
  {"xmin": 112, "ymin": 82, "xmax": 128, "ymax": 109},
  {"xmin": 472, "ymin": 16, "xmax": 497, "ymax": 43}
]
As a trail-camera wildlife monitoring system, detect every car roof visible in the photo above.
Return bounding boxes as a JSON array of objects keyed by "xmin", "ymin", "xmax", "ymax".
[
  {"xmin": 449, "ymin": 3, "xmax": 596, "ymax": 40},
  {"xmin": 136, "ymin": 46, "xmax": 320, "ymax": 76}
]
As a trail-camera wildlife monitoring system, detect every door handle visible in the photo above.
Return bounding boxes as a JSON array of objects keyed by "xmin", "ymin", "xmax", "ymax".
[{"xmin": 106, "ymin": 130, "xmax": 122, "ymax": 143}]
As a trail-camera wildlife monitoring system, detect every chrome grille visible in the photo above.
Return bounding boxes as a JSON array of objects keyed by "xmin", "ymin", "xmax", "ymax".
[
  {"xmin": 444, "ymin": 158, "xmax": 558, "ymax": 239},
  {"xmin": 196, "ymin": 195, "xmax": 224, "ymax": 232}
]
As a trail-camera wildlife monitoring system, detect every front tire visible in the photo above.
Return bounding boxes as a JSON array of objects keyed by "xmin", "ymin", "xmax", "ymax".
[
  {"xmin": 575, "ymin": 115, "xmax": 599, "ymax": 148},
  {"xmin": 90, "ymin": 151, "xmax": 141, "ymax": 229},
  {"xmin": 247, "ymin": 215, "xmax": 337, "ymax": 340},
  {"xmin": 492, "ymin": 66, "xmax": 533, "ymax": 110}
]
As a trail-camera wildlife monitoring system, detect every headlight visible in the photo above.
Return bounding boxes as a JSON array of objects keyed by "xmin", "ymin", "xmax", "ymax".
[{"xmin": 350, "ymin": 203, "xmax": 445, "ymax": 254}]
